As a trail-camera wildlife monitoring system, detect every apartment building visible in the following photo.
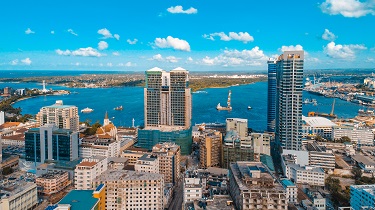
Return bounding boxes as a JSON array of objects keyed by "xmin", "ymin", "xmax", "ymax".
[
  {"xmin": 0, "ymin": 182, "xmax": 38, "ymax": 210},
  {"xmin": 152, "ymin": 142, "xmax": 181, "ymax": 185},
  {"xmin": 199, "ymin": 129, "xmax": 222, "ymax": 169},
  {"xmin": 74, "ymin": 156, "xmax": 108, "ymax": 190},
  {"xmin": 134, "ymin": 154, "xmax": 159, "ymax": 174},
  {"xmin": 36, "ymin": 171, "xmax": 70, "ymax": 195}
]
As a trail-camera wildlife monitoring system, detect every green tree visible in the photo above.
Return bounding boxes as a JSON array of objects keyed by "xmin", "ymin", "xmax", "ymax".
[
  {"xmin": 352, "ymin": 167, "xmax": 363, "ymax": 180},
  {"xmin": 83, "ymin": 121, "xmax": 102, "ymax": 135},
  {"xmin": 315, "ymin": 135, "xmax": 324, "ymax": 142},
  {"xmin": 340, "ymin": 136, "xmax": 351, "ymax": 143}
]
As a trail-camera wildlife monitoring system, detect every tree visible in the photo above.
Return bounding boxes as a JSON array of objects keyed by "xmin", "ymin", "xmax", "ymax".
[
  {"xmin": 315, "ymin": 135, "xmax": 324, "ymax": 142},
  {"xmin": 340, "ymin": 136, "xmax": 351, "ymax": 143},
  {"xmin": 83, "ymin": 122, "xmax": 102, "ymax": 135},
  {"xmin": 352, "ymin": 166, "xmax": 363, "ymax": 180}
]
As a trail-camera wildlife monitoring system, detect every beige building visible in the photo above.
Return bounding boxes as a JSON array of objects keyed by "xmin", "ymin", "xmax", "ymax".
[
  {"xmin": 121, "ymin": 150, "xmax": 149, "ymax": 165},
  {"xmin": 36, "ymin": 100, "xmax": 79, "ymax": 131},
  {"xmin": 134, "ymin": 154, "xmax": 159, "ymax": 174},
  {"xmin": 152, "ymin": 142, "xmax": 181, "ymax": 184},
  {"xmin": 93, "ymin": 169, "xmax": 164, "ymax": 210},
  {"xmin": 229, "ymin": 161, "xmax": 288, "ymax": 210},
  {"xmin": 199, "ymin": 130, "xmax": 222, "ymax": 169},
  {"xmin": 251, "ymin": 132, "xmax": 271, "ymax": 156},
  {"xmin": 0, "ymin": 182, "xmax": 38, "ymax": 210},
  {"xmin": 226, "ymin": 118, "xmax": 248, "ymax": 138},
  {"xmin": 74, "ymin": 156, "xmax": 108, "ymax": 190},
  {"xmin": 36, "ymin": 171, "xmax": 70, "ymax": 195}
]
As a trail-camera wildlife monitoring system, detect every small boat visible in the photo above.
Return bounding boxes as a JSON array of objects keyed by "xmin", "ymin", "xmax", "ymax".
[
  {"xmin": 248, "ymin": 106, "xmax": 252, "ymax": 110},
  {"xmin": 81, "ymin": 107, "xmax": 94, "ymax": 113},
  {"xmin": 114, "ymin": 105, "xmax": 123, "ymax": 111}
]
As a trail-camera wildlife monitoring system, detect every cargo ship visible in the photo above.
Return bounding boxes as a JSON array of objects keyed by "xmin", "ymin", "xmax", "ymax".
[{"xmin": 217, "ymin": 90, "xmax": 232, "ymax": 111}]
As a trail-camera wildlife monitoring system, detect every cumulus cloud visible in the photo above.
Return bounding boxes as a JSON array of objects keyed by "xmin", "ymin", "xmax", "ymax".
[
  {"xmin": 119, "ymin": 62, "xmax": 136, "ymax": 67},
  {"xmin": 187, "ymin": 57, "xmax": 193, "ymax": 62},
  {"xmin": 203, "ymin": 32, "xmax": 254, "ymax": 43},
  {"xmin": 166, "ymin": 56, "xmax": 180, "ymax": 63},
  {"xmin": 322, "ymin": 29, "xmax": 337, "ymax": 41},
  {"xmin": 55, "ymin": 47, "xmax": 102, "ymax": 57},
  {"xmin": 201, "ymin": 47, "xmax": 268, "ymax": 66},
  {"xmin": 112, "ymin": 51, "xmax": 120, "ymax": 56},
  {"xmin": 97, "ymin": 28, "xmax": 112, "ymax": 38},
  {"xmin": 127, "ymin": 39, "xmax": 138, "ymax": 45},
  {"xmin": 114, "ymin": 34, "xmax": 120, "ymax": 40},
  {"xmin": 67, "ymin": 29, "xmax": 78, "ymax": 36},
  {"xmin": 154, "ymin": 36, "xmax": 191, "ymax": 51},
  {"xmin": 320, "ymin": 0, "xmax": 375, "ymax": 17},
  {"xmin": 10, "ymin": 59, "xmax": 18, "ymax": 65},
  {"xmin": 167, "ymin": 5, "xmax": 198, "ymax": 14},
  {"xmin": 98, "ymin": 41, "xmax": 108, "ymax": 50},
  {"xmin": 149, "ymin": 54, "xmax": 164, "ymax": 61},
  {"xmin": 25, "ymin": 28, "xmax": 35, "ymax": 34},
  {"xmin": 51, "ymin": 31, "xmax": 55, "ymax": 34},
  {"xmin": 21, "ymin": 58, "xmax": 32, "ymax": 65},
  {"xmin": 280, "ymin": 44, "xmax": 304, "ymax": 52},
  {"xmin": 324, "ymin": 41, "xmax": 367, "ymax": 59}
]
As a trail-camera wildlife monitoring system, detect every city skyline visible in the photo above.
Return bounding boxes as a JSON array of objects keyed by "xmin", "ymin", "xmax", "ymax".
[{"xmin": 0, "ymin": 0, "xmax": 374, "ymax": 71}]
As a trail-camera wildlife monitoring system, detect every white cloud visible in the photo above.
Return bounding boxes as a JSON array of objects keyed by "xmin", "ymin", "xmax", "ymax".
[
  {"xmin": 187, "ymin": 57, "xmax": 193, "ymax": 62},
  {"xmin": 201, "ymin": 47, "xmax": 268, "ymax": 66},
  {"xmin": 55, "ymin": 47, "xmax": 102, "ymax": 57},
  {"xmin": 107, "ymin": 62, "xmax": 113, "ymax": 67},
  {"xmin": 75, "ymin": 62, "xmax": 80, "ymax": 66},
  {"xmin": 25, "ymin": 28, "xmax": 35, "ymax": 34},
  {"xmin": 154, "ymin": 36, "xmax": 191, "ymax": 51},
  {"xmin": 97, "ymin": 28, "xmax": 112, "ymax": 39},
  {"xmin": 127, "ymin": 39, "xmax": 138, "ymax": 45},
  {"xmin": 150, "ymin": 54, "xmax": 164, "ymax": 61},
  {"xmin": 114, "ymin": 34, "xmax": 120, "ymax": 40},
  {"xmin": 51, "ymin": 31, "xmax": 55, "ymax": 34},
  {"xmin": 324, "ymin": 41, "xmax": 367, "ymax": 59},
  {"xmin": 118, "ymin": 62, "xmax": 136, "ymax": 67},
  {"xmin": 21, "ymin": 58, "xmax": 32, "ymax": 65},
  {"xmin": 67, "ymin": 29, "xmax": 78, "ymax": 36},
  {"xmin": 322, "ymin": 29, "xmax": 337, "ymax": 41},
  {"xmin": 320, "ymin": 0, "xmax": 375, "ymax": 17},
  {"xmin": 167, "ymin": 5, "xmax": 198, "ymax": 14},
  {"xmin": 166, "ymin": 56, "xmax": 180, "ymax": 63},
  {"xmin": 280, "ymin": 44, "xmax": 304, "ymax": 52},
  {"xmin": 10, "ymin": 59, "xmax": 18, "ymax": 65},
  {"xmin": 203, "ymin": 32, "xmax": 254, "ymax": 43},
  {"xmin": 112, "ymin": 51, "xmax": 120, "ymax": 56},
  {"xmin": 98, "ymin": 41, "xmax": 108, "ymax": 50}
]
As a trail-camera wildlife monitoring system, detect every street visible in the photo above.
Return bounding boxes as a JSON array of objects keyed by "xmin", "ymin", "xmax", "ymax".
[{"xmin": 168, "ymin": 178, "xmax": 183, "ymax": 210}]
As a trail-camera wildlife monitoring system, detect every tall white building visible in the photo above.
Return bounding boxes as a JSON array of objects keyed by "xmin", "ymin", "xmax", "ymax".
[
  {"xmin": 183, "ymin": 176, "xmax": 202, "ymax": 205},
  {"xmin": 36, "ymin": 100, "xmax": 79, "ymax": 131},
  {"xmin": 276, "ymin": 51, "xmax": 304, "ymax": 150},
  {"xmin": 0, "ymin": 111, "xmax": 4, "ymax": 125},
  {"xmin": 93, "ymin": 169, "xmax": 164, "ymax": 210},
  {"xmin": 74, "ymin": 156, "xmax": 108, "ymax": 190}
]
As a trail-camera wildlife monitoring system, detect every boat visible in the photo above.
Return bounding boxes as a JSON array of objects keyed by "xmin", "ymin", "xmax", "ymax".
[
  {"xmin": 216, "ymin": 90, "xmax": 232, "ymax": 111},
  {"xmin": 114, "ymin": 105, "xmax": 123, "ymax": 111},
  {"xmin": 81, "ymin": 107, "xmax": 94, "ymax": 113},
  {"xmin": 247, "ymin": 106, "xmax": 252, "ymax": 110}
]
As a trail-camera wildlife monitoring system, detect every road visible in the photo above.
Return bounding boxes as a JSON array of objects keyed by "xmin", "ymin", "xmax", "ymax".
[{"xmin": 168, "ymin": 179, "xmax": 183, "ymax": 210}]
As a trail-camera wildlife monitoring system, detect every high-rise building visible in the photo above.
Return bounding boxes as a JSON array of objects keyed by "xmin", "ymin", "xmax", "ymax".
[
  {"xmin": 152, "ymin": 142, "xmax": 181, "ymax": 185},
  {"xmin": 25, "ymin": 124, "xmax": 79, "ymax": 164},
  {"xmin": 267, "ymin": 59, "xmax": 277, "ymax": 132},
  {"xmin": 199, "ymin": 130, "xmax": 222, "ymax": 169},
  {"xmin": 226, "ymin": 118, "xmax": 248, "ymax": 138},
  {"xmin": 36, "ymin": 100, "xmax": 79, "ymax": 131},
  {"xmin": 276, "ymin": 51, "xmax": 304, "ymax": 150},
  {"xmin": 138, "ymin": 67, "xmax": 192, "ymax": 155}
]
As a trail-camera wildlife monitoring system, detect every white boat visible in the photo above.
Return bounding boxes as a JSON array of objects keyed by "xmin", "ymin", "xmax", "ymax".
[
  {"xmin": 81, "ymin": 107, "xmax": 94, "ymax": 113},
  {"xmin": 248, "ymin": 106, "xmax": 252, "ymax": 110}
]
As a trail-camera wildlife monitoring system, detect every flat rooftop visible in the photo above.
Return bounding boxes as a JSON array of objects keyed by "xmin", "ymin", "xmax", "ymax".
[
  {"xmin": 94, "ymin": 169, "xmax": 163, "ymax": 182},
  {"xmin": 303, "ymin": 116, "xmax": 337, "ymax": 127},
  {"xmin": 58, "ymin": 190, "xmax": 98, "ymax": 210}
]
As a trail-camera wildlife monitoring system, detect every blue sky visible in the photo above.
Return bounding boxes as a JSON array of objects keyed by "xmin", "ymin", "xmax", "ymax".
[{"xmin": 0, "ymin": 0, "xmax": 374, "ymax": 71}]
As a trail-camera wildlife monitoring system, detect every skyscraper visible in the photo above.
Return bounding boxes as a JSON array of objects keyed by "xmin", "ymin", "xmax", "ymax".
[
  {"xmin": 138, "ymin": 67, "xmax": 192, "ymax": 155},
  {"xmin": 267, "ymin": 59, "xmax": 277, "ymax": 132},
  {"xmin": 276, "ymin": 51, "xmax": 304, "ymax": 150}
]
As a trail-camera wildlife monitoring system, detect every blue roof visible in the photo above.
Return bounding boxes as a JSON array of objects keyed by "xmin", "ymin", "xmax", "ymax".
[
  {"xmin": 260, "ymin": 154, "xmax": 275, "ymax": 171},
  {"xmin": 95, "ymin": 183, "xmax": 104, "ymax": 192},
  {"xmin": 59, "ymin": 190, "xmax": 98, "ymax": 210},
  {"xmin": 248, "ymin": 166, "xmax": 259, "ymax": 171},
  {"xmin": 281, "ymin": 179, "xmax": 295, "ymax": 187}
]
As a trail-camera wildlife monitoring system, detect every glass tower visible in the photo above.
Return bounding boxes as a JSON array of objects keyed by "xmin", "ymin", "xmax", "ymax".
[{"xmin": 267, "ymin": 59, "xmax": 277, "ymax": 132}]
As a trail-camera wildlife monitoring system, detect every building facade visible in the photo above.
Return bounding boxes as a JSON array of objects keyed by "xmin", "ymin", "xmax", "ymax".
[
  {"xmin": 25, "ymin": 124, "xmax": 79, "ymax": 164},
  {"xmin": 199, "ymin": 130, "xmax": 222, "ymax": 169},
  {"xmin": 74, "ymin": 156, "xmax": 108, "ymax": 190},
  {"xmin": 226, "ymin": 118, "xmax": 248, "ymax": 138},
  {"xmin": 251, "ymin": 132, "xmax": 271, "ymax": 156},
  {"xmin": 134, "ymin": 154, "xmax": 159, "ymax": 174},
  {"xmin": 183, "ymin": 177, "xmax": 202, "ymax": 205},
  {"xmin": 152, "ymin": 142, "xmax": 181, "ymax": 185},
  {"xmin": 333, "ymin": 126, "xmax": 374, "ymax": 146},
  {"xmin": 267, "ymin": 59, "xmax": 277, "ymax": 132},
  {"xmin": 36, "ymin": 171, "xmax": 70, "ymax": 195},
  {"xmin": 36, "ymin": 100, "xmax": 79, "ymax": 131},
  {"xmin": 350, "ymin": 185, "xmax": 375, "ymax": 210},
  {"xmin": 276, "ymin": 51, "xmax": 304, "ymax": 150},
  {"xmin": 222, "ymin": 130, "xmax": 254, "ymax": 169},
  {"xmin": 280, "ymin": 179, "xmax": 297, "ymax": 204},
  {"xmin": 0, "ymin": 182, "xmax": 38, "ymax": 210}
]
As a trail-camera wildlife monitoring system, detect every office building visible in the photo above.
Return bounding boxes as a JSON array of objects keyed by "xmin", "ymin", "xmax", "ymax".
[
  {"xmin": 134, "ymin": 154, "xmax": 159, "ymax": 174},
  {"xmin": 93, "ymin": 169, "xmax": 164, "ymax": 210},
  {"xmin": 229, "ymin": 161, "xmax": 288, "ymax": 210},
  {"xmin": 0, "ymin": 111, "xmax": 4, "ymax": 125},
  {"xmin": 152, "ymin": 142, "xmax": 181, "ymax": 185},
  {"xmin": 222, "ymin": 130, "xmax": 254, "ymax": 169},
  {"xmin": 306, "ymin": 141, "xmax": 335, "ymax": 170},
  {"xmin": 267, "ymin": 59, "xmax": 277, "ymax": 132},
  {"xmin": 36, "ymin": 171, "xmax": 70, "ymax": 195},
  {"xmin": 350, "ymin": 185, "xmax": 375, "ymax": 210},
  {"xmin": 25, "ymin": 124, "xmax": 79, "ymax": 164},
  {"xmin": 74, "ymin": 156, "xmax": 108, "ymax": 190},
  {"xmin": 199, "ymin": 130, "xmax": 222, "ymax": 169},
  {"xmin": 36, "ymin": 100, "xmax": 79, "ymax": 131},
  {"xmin": 276, "ymin": 51, "xmax": 304, "ymax": 150},
  {"xmin": 0, "ymin": 182, "xmax": 38, "ymax": 210},
  {"xmin": 138, "ymin": 67, "xmax": 192, "ymax": 155}
]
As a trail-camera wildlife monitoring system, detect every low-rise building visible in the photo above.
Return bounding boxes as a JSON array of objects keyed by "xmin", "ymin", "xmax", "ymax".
[
  {"xmin": 0, "ymin": 182, "xmax": 38, "ymax": 210},
  {"xmin": 134, "ymin": 154, "xmax": 159, "ymax": 174},
  {"xmin": 222, "ymin": 130, "xmax": 254, "ymax": 169},
  {"xmin": 282, "ymin": 157, "xmax": 325, "ymax": 186},
  {"xmin": 74, "ymin": 156, "xmax": 108, "ymax": 190},
  {"xmin": 229, "ymin": 161, "xmax": 288, "ymax": 210},
  {"xmin": 352, "ymin": 154, "xmax": 375, "ymax": 173},
  {"xmin": 333, "ymin": 126, "xmax": 374, "ymax": 146},
  {"xmin": 79, "ymin": 135, "xmax": 121, "ymax": 158},
  {"xmin": 280, "ymin": 179, "xmax": 297, "ymax": 204},
  {"xmin": 302, "ymin": 116, "xmax": 337, "ymax": 139},
  {"xmin": 121, "ymin": 149, "xmax": 149, "ymax": 165},
  {"xmin": 183, "ymin": 174, "xmax": 202, "ymax": 205},
  {"xmin": 93, "ymin": 169, "xmax": 164, "ymax": 210},
  {"xmin": 307, "ymin": 141, "xmax": 336, "ymax": 170},
  {"xmin": 350, "ymin": 185, "xmax": 375, "ymax": 210},
  {"xmin": 36, "ymin": 171, "xmax": 70, "ymax": 195},
  {"xmin": 306, "ymin": 189, "xmax": 326, "ymax": 210}
]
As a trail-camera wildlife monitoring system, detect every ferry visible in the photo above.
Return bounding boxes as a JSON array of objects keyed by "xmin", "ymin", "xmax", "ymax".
[
  {"xmin": 81, "ymin": 107, "xmax": 94, "ymax": 113},
  {"xmin": 114, "ymin": 105, "xmax": 123, "ymax": 111}
]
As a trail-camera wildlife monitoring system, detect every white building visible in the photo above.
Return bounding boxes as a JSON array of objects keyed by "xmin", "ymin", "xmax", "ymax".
[
  {"xmin": 79, "ymin": 136, "xmax": 121, "ymax": 158},
  {"xmin": 306, "ymin": 190, "xmax": 326, "ymax": 210},
  {"xmin": 333, "ymin": 126, "xmax": 374, "ymax": 146},
  {"xmin": 74, "ymin": 156, "xmax": 108, "ymax": 190},
  {"xmin": 251, "ymin": 132, "xmax": 271, "ymax": 156},
  {"xmin": 134, "ymin": 154, "xmax": 159, "ymax": 174},
  {"xmin": 0, "ymin": 111, "xmax": 4, "ymax": 125},
  {"xmin": 183, "ymin": 176, "xmax": 202, "ymax": 204},
  {"xmin": 302, "ymin": 116, "xmax": 337, "ymax": 139},
  {"xmin": 93, "ymin": 169, "xmax": 164, "ymax": 210},
  {"xmin": 0, "ymin": 182, "xmax": 38, "ymax": 210},
  {"xmin": 36, "ymin": 100, "xmax": 79, "ymax": 131},
  {"xmin": 350, "ymin": 185, "xmax": 375, "ymax": 210},
  {"xmin": 280, "ymin": 179, "xmax": 297, "ymax": 204}
]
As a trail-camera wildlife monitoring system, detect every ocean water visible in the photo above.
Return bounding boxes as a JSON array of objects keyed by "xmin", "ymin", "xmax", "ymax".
[{"xmin": 0, "ymin": 81, "xmax": 364, "ymax": 132}]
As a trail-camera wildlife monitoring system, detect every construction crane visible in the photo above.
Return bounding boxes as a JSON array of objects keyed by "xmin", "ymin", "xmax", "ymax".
[{"xmin": 308, "ymin": 99, "xmax": 337, "ymax": 119}]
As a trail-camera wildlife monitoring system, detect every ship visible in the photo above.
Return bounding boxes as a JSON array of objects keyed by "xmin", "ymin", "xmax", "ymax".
[
  {"xmin": 114, "ymin": 105, "xmax": 123, "ymax": 111},
  {"xmin": 308, "ymin": 99, "xmax": 337, "ymax": 119},
  {"xmin": 81, "ymin": 107, "xmax": 94, "ymax": 113},
  {"xmin": 248, "ymin": 106, "xmax": 252, "ymax": 110},
  {"xmin": 217, "ymin": 90, "xmax": 232, "ymax": 111}
]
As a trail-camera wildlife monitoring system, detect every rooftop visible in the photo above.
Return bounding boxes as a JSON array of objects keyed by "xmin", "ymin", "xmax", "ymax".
[
  {"xmin": 281, "ymin": 179, "xmax": 296, "ymax": 187},
  {"xmin": 351, "ymin": 185, "xmax": 375, "ymax": 196},
  {"xmin": 58, "ymin": 190, "xmax": 98, "ymax": 210},
  {"xmin": 302, "ymin": 116, "xmax": 337, "ymax": 127},
  {"xmin": 138, "ymin": 154, "xmax": 158, "ymax": 161},
  {"xmin": 94, "ymin": 169, "xmax": 163, "ymax": 182},
  {"xmin": 352, "ymin": 154, "xmax": 375, "ymax": 166}
]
